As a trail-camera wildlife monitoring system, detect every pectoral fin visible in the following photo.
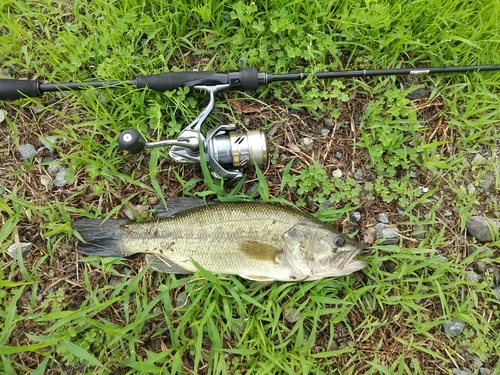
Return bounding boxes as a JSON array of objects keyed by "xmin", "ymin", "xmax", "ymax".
[
  {"xmin": 146, "ymin": 254, "xmax": 193, "ymax": 274},
  {"xmin": 238, "ymin": 241, "xmax": 280, "ymax": 263}
]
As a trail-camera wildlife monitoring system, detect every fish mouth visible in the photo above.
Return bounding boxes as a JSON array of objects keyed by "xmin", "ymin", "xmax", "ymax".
[{"xmin": 339, "ymin": 249, "xmax": 362, "ymax": 270}]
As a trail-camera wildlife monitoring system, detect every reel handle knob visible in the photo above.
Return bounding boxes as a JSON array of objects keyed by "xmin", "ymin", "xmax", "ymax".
[{"xmin": 118, "ymin": 129, "xmax": 146, "ymax": 154}]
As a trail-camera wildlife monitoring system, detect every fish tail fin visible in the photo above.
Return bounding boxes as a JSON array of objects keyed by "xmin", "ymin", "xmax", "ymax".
[{"xmin": 72, "ymin": 219, "xmax": 128, "ymax": 257}]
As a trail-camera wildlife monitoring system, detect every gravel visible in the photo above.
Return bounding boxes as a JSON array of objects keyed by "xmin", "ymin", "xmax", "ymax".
[
  {"xmin": 494, "ymin": 286, "xmax": 500, "ymax": 301},
  {"xmin": 478, "ymin": 172, "xmax": 495, "ymax": 191},
  {"xmin": 320, "ymin": 128, "xmax": 330, "ymax": 136},
  {"xmin": 54, "ymin": 167, "xmax": 70, "ymax": 187},
  {"xmin": 19, "ymin": 143, "xmax": 37, "ymax": 160},
  {"xmin": 354, "ymin": 168, "xmax": 364, "ymax": 180},
  {"xmin": 376, "ymin": 213, "xmax": 389, "ymax": 224},
  {"xmin": 284, "ymin": 307, "xmax": 301, "ymax": 323},
  {"xmin": 466, "ymin": 216, "xmax": 500, "ymax": 242},
  {"xmin": 442, "ymin": 319, "xmax": 466, "ymax": 336},
  {"xmin": 412, "ymin": 225, "xmax": 427, "ymax": 240},
  {"xmin": 301, "ymin": 137, "xmax": 314, "ymax": 151},
  {"xmin": 350, "ymin": 211, "xmax": 362, "ymax": 222},
  {"xmin": 373, "ymin": 223, "xmax": 399, "ymax": 245},
  {"xmin": 0, "ymin": 109, "xmax": 6, "ymax": 123},
  {"xmin": 471, "ymin": 153, "xmax": 487, "ymax": 165},
  {"xmin": 323, "ymin": 118, "xmax": 334, "ymax": 129},
  {"xmin": 334, "ymin": 151, "xmax": 343, "ymax": 160},
  {"xmin": 7, "ymin": 242, "xmax": 33, "ymax": 259},
  {"xmin": 40, "ymin": 136, "xmax": 59, "ymax": 154}
]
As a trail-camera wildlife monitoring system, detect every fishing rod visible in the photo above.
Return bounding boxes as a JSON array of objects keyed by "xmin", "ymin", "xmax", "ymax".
[{"xmin": 1, "ymin": 64, "xmax": 499, "ymax": 183}]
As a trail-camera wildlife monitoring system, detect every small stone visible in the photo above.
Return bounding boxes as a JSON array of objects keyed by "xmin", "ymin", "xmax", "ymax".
[
  {"xmin": 443, "ymin": 210, "xmax": 453, "ymax": 218},
  {"xmin": 474, "ymin": 261, "xmax": 486, "ymax": 275},
  {"xmin": 464, "ymin": 271, "xmax": 479, "ymax": 283},
  {"xmin": 479, "ymin": 368, "xmax": 491, "ymax": 375},
  {"xmin": 350, "ymin": 211, "xmax": 361, "ymax": 222},
  {"xmin": 406, "ymin": 87, "xmax": 428, "ymax": 100},
  {"xmin": 494, "ymin": 286, "xmax": 500, "ymax": 301},
  {"xmin": 467, "ymin": 216, "xmax": 500, "ymax": 242},
  {"xmin": 47, "ymin": 159, "xmax": 63, "ymax": 174},
  {"xmin": 284, "ymin": 307, "xmax": 301, "ymax": 323},
  {"xmin": 0, "ymin": 109, "xmax": 6, "ymax": 123},
  {"xmin": 320, "ymin": 128, "xmax": 330, "ymax": 136},
  {"xmin": 374, "ymin": 223, "xmax": 399, "ymax": 245},
  {"xmin": 472, "ymin": 153, "xmax": 487, "ymax": 165},
  {"xmin": 412, "ymin": 225, "xmax": 427, "ymax": 240},
  {"xmin": 472, "ymin": 356, "xmax": 483, "ymax": 368},
  {"xmin": 19, "ymin": 144, "xmax": 37, "ymax": 160},
  {"xmin": 305, "ymin": 195, "xmax": 314, "ymax": 209},
  {"xmin": 451, "ymin": 368, "xmax": 472, "ymax": 375},
  {"xmin": 376, "ymin": 213, "xmax": 389, "ymax": 224},
  {"xmin": 334, "ymin": 151, "xmax": 343, "ymax": 160},
  {"xmin": 493, "ymin": 268, "xmax": 500, "ymax": 286},
  {"xmin": 323, "ymin": 118, "xmax": 334, "ymax": 129},
  {"xmin": 478, "ymin": 172, "xmax": 495, "ymax": 191},
  {"xmin": 40, "ymin": 175, "xmax": 52, "ymax": 190},
  {"xmin": 42, "ymin": 155, "xmax": 55, "ymax": 163},
  {"xmin": 40, "ymin": 136, "xmax": 58, "ymax": 154},
  {"xmin": 7, "ymin": 242, "xmax": 33, "ymax": 259},
  {"xmin": 466, "ymin": 183, "xmax": 476, "ymax": 194},
  {"xmin": 175, "ymin": 291, "xmax": 192, "ymax": 308},
  {"xmin": 300, "ymin": 137, "xmax": 314, "ymax": 151},
  {"xmin": 54, "ymin": 167, "xmax": 69, "ymax": 187},
  {"xmin": 354, "ymin": 168, "xmax": 364, "ymax": 180},
  {"xmin": 331, "ymin": 168, "xmax": 343, "ymax": 178},
  {"xmin": 442, "ymin": 319, "xmax": 466, "ymax": 336}
]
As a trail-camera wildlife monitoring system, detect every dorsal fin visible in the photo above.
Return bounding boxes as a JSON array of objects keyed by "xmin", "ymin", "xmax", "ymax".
[{"xmin": 153, "ymin": 197, "xmax": 210, "ymax": 219}]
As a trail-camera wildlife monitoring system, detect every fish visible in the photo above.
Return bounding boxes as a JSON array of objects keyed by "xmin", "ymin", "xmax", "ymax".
[{"xmin": 72, "ymin": 198, "xmax": 368, "ymax": 282}]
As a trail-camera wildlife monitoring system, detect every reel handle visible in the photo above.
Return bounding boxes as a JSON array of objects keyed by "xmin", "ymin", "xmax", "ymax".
[{"xmin": 118, "ymin": 129, "xmax": 146, "ymax": 154}]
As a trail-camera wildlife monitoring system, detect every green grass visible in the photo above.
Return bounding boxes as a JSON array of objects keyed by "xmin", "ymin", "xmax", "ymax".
[{"xmin": 1, "ymin": 0, "xmax": 500, "ymax": 374}]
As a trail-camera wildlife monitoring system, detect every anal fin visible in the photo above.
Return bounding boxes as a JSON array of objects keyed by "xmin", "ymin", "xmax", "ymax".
[{"xmin": 145, "ymin": 254, "xmax": 193, "ymax": 274}]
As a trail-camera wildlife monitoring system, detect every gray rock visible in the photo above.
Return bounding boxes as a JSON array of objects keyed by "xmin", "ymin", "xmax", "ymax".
[
  {"xmin": 0, "ymin": 109, "xmax": 6, "ymax": 123},
  {"xmin": 175, "ymin": 291, "xmax": 191, "ymax": 308},
  {"xmin": 478, "ymin": 172, "xmax": 495, "ymax": 191},
  {"xmin": 472, "ymin": 153, "xmax": 487, "ymax": 165},
  {"xmin": 354, "ymin": 168, "xmax": 364, "ymax": 180},
  {"xmin": 40, "ymin": 136, "xmax": 58, "ymax": 154},
  {"xmin": 451, "ymin": 368, "xmax": 472, "ymax": 375},
  {"xmin": 466, "ymin": 183, "xmax": 476, "ymax": 194},
  {"xmin": 494, "ymin": 286, "xmax": 500, "ymax": 301},
  {"xmin": 284, "ymin": 307, "xmax": 301, "ymax": 323},
  {"xmin": 467, "ymin": 216, "xmax": 500, "ymax": 242},
  {"xmin": 301, "ymin": 137, "xmax": 314, "ymax": 151},
  {"xmin": 412, "ymin": 225, "xmax": 427, "ymax": 240},
  {"xmin": 323, "ymin": 118, "xmax": 334, "ymax": 129},
  {"xmin": 406, "ymin": 87, "xmax": 428, "ymax": 100},
  {"xmin": 493, "ymin": 268, "xmax": 500, "ymax": 286},
  {"xmin": 442, "ymin": 319, "xmax": 466, "ymax": 336},
  {"xmin": 350, "ymin": 211, "xmax": 362, "ymax": 222},
  {"xmin": 47, "ymin": 159, "xmax": 63, "ymax": 174},
  {"xmin": 19, "ymin": 143, "xmax": 37, "ymax": 160},
  {"xmin": 472, "ymin": 356, "xmax": 483, "ymax": 368},
  {"xmin": 376, "ymin": 213, "xmax": 389, "ymax": 224},
  {"xmin": 374, "ymin": 223, "xmax": 399, "ymax": 245},
  {"xmin": 7, "ymin": 242, "xmax": 33, "ymax": 259},
  {"xmin": 54, "ymin": 167, "xmax": 69, "ymax": 187},
  {"xmin": 474, "ymin": 260, "xmax": 487, "ymax": 275},
  {"xmin": 464, "ymin": 271, "xmax": 479, "ymax": 283},
  {"xmin": 443, "ymin": 210, "xmax": 453, "ymax": 218},
  {"xmin": 320, "ymin": 128, "xmax": 330, "ymax": 136},
  {"xmin": 305, "ymin": 195, "xmax": 314, "ymax": 209},
  {"xmin": 479, "ymin": 368, "xmax": 491, "ymax": 375},
  {"xmin": 334, "ymin": 151, "xmax": 343, "ymax": 161}
]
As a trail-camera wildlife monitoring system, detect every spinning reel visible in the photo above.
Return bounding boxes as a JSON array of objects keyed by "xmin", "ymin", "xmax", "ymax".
[{"xmin": 117, "ymin": 84, "xmax": 268, "ymax": 184}]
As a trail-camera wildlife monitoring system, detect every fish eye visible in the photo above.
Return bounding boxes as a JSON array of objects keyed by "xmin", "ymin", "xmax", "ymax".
[{"xmin": 335, "ymin": 237, "xmax": 346, "ymax": 247}]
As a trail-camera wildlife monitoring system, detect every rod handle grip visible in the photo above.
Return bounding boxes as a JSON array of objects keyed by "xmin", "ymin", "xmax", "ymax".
[
  {"xmin": 135, "ymin": 68, "xmax": 259, "ymax": 91},
  {"xmin": 0, "ymin": 79, "xmax": 42, "ymax": 100}
]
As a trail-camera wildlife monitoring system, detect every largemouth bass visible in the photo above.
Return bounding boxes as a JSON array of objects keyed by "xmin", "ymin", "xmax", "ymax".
[{"xmin": 72, "ymin": 198, "xmax": 367, "ymax": 282}]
